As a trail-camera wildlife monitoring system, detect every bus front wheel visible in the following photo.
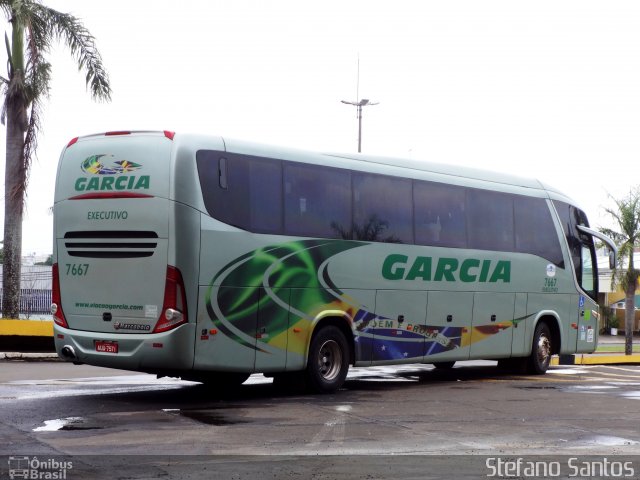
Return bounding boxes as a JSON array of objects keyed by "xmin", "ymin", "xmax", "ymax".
[
  {"xmin": 306, "ymin": 326, "xmax": 349, "ymax": 393},
  {"xmin": 527, "ymin": 322, "xmax": 552, "ymax": 374}
]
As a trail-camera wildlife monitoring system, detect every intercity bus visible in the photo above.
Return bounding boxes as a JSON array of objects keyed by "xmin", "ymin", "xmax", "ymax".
[{"xmin": 52, "ymin": 131, "xmax": 616, "ymax": 393}]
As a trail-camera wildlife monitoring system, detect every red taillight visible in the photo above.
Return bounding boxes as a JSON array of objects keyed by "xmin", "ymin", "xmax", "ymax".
[
  {"xmin": 153, "ymin": 266, "xmax": 188, "ymax": 333},
  {"xmin": 67, "ymin": 137, "xmax": 79, "ymax": 148},
  {"xmin": 69, "ymin": 192, "xmax": 153, "ymax": 200},
  {"xmin": 163, "ymin": 130, "xmax": 175, "ymax": 140},
  {"xmin": 51, "ymin": 264, "xmax": 68, "ymax": 328}
]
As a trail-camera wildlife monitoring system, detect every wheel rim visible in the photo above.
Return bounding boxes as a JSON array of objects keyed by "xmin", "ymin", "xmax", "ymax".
[
  {"xmin": 316, "ymin": 339, "xmax": 343, "ymax": 381},
  {"xmin": 537, "ymin": 333, "xmax": 551, "ymax": 367}
]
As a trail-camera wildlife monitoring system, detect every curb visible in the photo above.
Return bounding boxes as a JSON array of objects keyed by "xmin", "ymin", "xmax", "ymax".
[
  {"xmin": 0, "ymin": 320, "xmax": 55, "ymax": 354},
  {"xmin": 551, "ymin": 354, "xmax": 640, "ymax": 366},
  {"xmin": 0, "ymin": 319, "xmax": 53, "ymax": 336},
  {"xmin": 1, "ymin": 352, "xmax": 60, "ymax": 361},
  {"xmin": 575, "ymin": 354, "xmax": 640, "ymax": 365}
]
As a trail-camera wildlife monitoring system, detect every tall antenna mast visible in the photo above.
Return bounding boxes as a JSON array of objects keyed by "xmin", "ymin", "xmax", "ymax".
[{"xmin": 356, "ymin": 53, "xmax": 360, "ymax": 111}]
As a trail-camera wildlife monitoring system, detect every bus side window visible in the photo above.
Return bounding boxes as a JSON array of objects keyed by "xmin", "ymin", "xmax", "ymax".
[
  {"xmin": 353, "ymin": 172, "xmax": 412, "ymax": 243},
  {"xmin": 414, "ymin": 181, "xmax": 467, "ymax": 248},
  {"xmin": 248, "ymin": 158, "xmax": 282, "ymax": 234},
  {"xmin": 283, "ymin": 163, "xmax": 351, "ymax": 239},
  {"xmin": 197, "ymin": 151, "xmax": 283, "ymax": 234},
  {"xmin": 552, "ymin": 200, "xmax": 597, "ymax": 298},
  {"xmin": 581, "ymin": 244, "xmax": 595, "ymax": 296},
  {"xmin": 514, "ymin": 197, "xmax": 564, "ymax": 267},
  {"xmin": 467, "ymin": 189, "xmax": 514, "ymax": 252}
]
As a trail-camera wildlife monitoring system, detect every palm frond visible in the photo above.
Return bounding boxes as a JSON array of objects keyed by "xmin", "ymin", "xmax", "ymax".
[
  {"xmin": 29, "ymin": 2, "xmax": 111, "ymax": 101},
  {"xmin": 602, "ymin": 188, "xmax": 640, "ymax": 292},
  {"xmin": 0, "ymin": 2, "xmax": 12, "ymax": 18}
]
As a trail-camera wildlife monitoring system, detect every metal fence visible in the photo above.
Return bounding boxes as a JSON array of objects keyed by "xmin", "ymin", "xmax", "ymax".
[
  {"xmin": 19, "ymin": 289, "xmax": 53, "ymax": 314},
  {"xmin": 0, "ymin": 266, "xmax": 53, "ymax": 316},
  {"xmin": 0, "ymin": 289, "xmax": 53, "ymax": 315}
]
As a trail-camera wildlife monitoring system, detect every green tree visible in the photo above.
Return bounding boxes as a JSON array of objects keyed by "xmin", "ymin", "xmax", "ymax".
[
  {"xmin": 0, "ymin": 1, "xmax": 110, "ymax": 318},
  {"xmin": 601, "ymin": 188, "xmax": 640, "ymax": 355}
]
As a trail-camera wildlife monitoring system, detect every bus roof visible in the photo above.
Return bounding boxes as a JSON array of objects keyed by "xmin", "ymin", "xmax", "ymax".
[
  {"xmin": 66, "ymin": 130, "xmax": 576, "ymax": 206},
  {"xmin": 218, "ymin": 136, "xmax": 572, "ymax": 201}
]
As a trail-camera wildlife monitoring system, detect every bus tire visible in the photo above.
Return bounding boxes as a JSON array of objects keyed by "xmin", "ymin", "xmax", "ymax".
[
  {"xmin": 306, "ymin": 326, "xmax": 349, "ymax": 394},
  {"xmin": 527, "ymin": 322, "xmax": 552, "ymax": 375},
  {"xmin": 432, "ymin": 361, "xmax": 455, "ymax": 369}
]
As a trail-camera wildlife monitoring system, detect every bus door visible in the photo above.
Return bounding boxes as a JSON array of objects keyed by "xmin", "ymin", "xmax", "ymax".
[
  {"xmin": 575, "ymin": 243, "xmax": 598, "ymax": 352},
  {"xmin": 553, "ymin": 202, "xmax": 607, "ymax": 354}
]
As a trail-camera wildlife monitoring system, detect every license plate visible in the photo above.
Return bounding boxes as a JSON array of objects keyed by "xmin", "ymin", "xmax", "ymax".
[{"xmin": 95, "ymin": 340, "xmax": 118, "ymax": 354}]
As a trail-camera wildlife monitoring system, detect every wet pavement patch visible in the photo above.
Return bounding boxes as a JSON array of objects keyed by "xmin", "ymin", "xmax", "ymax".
[
  {"xmin": 180, "ymin": 410, "xmax": 248, "ymax": 426},
  {"xmin": 515, "ymin": 385, "xmax": 559, "ymax": 390},
  {"xmin": 163, "ymin": 408, "xmax": 249, "ymax": 426},
  {"xmin": 33, "ymin": 417, "xmax": 103, "ymax": 432}
]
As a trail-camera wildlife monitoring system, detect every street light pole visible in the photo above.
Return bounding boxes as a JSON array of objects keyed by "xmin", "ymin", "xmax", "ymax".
[{"xmin": 341, "ymin": 98, "xmax": 378, "ymax": 153}]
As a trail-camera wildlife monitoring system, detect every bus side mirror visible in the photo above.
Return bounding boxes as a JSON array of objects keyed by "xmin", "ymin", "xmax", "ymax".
[{"xmin": 609, "ymin": 249, "xmax": 616, "ymax": 270}]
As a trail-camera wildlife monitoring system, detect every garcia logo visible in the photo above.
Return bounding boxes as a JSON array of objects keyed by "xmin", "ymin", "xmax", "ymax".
[
  {"xmin": 75, "ymin": 154, "xmax": 150, "ymax": 191},
  {"xmin": 382, "ymin": 254, "xmax": 511, "ymax": 283}
]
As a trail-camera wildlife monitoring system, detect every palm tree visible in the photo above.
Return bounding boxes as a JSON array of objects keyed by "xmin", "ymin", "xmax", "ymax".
[
  {"xmin": 0, "ymin": 0, "xmax": 110, "ymax": 318},
  {"xmin": 601, "ymin": 188, "xmax": 640, "ymax": 355}
]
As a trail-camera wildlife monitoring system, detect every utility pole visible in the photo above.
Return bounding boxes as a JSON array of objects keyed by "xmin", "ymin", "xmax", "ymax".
[
  {"xmin": 340, "ymin": 98, "xmax": 378, "ymax": 153},
  {"xmin": 341, "ymin": 55, "xmax": 378, "ymax": 153}
]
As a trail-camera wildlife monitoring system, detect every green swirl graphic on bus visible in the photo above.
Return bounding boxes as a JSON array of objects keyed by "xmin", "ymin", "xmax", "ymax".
[
  {"xmin": 205, "ymin": 239, "xmax": 525, "ymax": 362},
  {"xmin": 81, "ymin": 154, "xmax": 142, "ymax": 174}
]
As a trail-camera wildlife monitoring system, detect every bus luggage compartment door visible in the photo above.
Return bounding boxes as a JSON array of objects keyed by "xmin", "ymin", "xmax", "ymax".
[
  {"xmin": 194, "ymin": 286, "xmax": 258, "ymax": 373},
  {"xmin": 372, "ymin": 290, "xmax": 427, "ymax": 364},
  {"xmin": 424, "ymin": 291, "xmax": 473, "ymax": 363},
  {"xmin": 469, "ymin": 292, "xmax": 515, "ymax": 359}
]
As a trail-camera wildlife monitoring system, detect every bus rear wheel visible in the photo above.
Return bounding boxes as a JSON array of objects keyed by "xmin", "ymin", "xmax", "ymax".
[
  {"xmin": 306, "ymin": 326, "xmax": 349, "ymax": 394},
  {"xmin": 527, "ymin": 322, "xmax": 552, "ymax": 374}
]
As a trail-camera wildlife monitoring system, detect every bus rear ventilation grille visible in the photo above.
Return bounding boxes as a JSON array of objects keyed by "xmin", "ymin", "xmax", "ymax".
[{"xmin": 63, "ymin": 231, "xmax": 158, "ymax": 258}]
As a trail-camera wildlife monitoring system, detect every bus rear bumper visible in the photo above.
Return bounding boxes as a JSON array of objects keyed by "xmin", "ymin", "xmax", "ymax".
[{"xmin": 53, "ymin": 323, "xmax": 195, "ymax": 371}]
